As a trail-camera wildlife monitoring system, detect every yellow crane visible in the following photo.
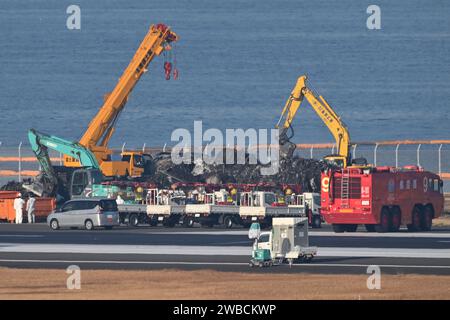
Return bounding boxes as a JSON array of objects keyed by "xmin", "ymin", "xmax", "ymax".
[
  {"xmin": 276, "ymin": 75, "xmax": 362, "ymax": 168},
  {"xmin": 64, "ymin": 24, "xmax": 178, "ymax": 178}
]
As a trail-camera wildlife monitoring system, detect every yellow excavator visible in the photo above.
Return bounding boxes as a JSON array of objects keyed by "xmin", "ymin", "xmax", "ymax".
[
  {"xmin": 276, "ymin": 75, "xmax": 366, "ymax": 168},
  {"xmin": 64, "ymin": 24, "xmax": 178, "ymax": 178}
]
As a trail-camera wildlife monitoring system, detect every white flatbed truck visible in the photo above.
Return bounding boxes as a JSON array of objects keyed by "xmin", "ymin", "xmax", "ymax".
[
  {"xmin": 239, "ymin": 191, "xmax": 306, "ymax": 227},
  {"xmin": 118, "ymin": 188, "xmax": 186, "ymax": 227},
  {"xmin": 184, "ymin": 191, "xmax": 239, "ymax": 228}
]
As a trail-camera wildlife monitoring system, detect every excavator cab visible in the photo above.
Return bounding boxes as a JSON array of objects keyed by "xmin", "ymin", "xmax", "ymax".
[
  {"xmin": 323, "ymin": 155, "xmax": 347, "ymax": 168},
  {"xmin": 323, "ymin": 155, "xmax": 368, "ymax": 169},
  {"xmin": 70, "ymin": 168, "xmax": 104, "ymax": 199}
]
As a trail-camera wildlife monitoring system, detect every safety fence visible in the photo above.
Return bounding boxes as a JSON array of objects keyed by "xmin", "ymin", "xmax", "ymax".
[{"xmin": 1, "ymin": 139, "xmax": 450, "ymax": 185}]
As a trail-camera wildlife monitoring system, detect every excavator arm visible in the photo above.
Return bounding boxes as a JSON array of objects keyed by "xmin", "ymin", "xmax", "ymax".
[
  {"xmin": 24, "ymin": 129, "xmax": 100, "ymax": 197},
  {"xmin": 276, "ymin": 75, "xmax": 351, "ymax": 167}
]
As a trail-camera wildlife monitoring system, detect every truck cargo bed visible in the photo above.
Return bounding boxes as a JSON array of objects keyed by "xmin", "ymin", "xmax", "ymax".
[
  {"xmin": 185, "ymin": 204, "xmax": 239, "ymax": 215},
  {"xmin": 239, "ymin": 206, "xmax": 306, "ymax": 217},
  {"xmin": 147, "ymin": 204, "xmax": 185, "ymax": 216}
]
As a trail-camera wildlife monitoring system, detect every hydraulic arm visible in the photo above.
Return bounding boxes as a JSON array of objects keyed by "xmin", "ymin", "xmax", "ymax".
[
  {"xmin": 24, "ymin": 129, "xmax": 100, "ymax": 197},
  {"xmin": 276, "ymin": 75, "xmax": 351, "ymax": 167}
]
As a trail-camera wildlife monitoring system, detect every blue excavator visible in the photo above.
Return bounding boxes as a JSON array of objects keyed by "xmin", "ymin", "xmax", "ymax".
[{"xmin": 23, "ymin": 129, "xmax": 104, "ymax": 202}]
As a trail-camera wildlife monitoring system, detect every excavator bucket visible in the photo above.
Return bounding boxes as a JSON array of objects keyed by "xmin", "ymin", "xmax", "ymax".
[
  {"xmin": 278, "ymin": 128, "xmax": 296, "ymax": 159},
  {"xmin": 22, "ymin": 174, "xmax": 55, "ymax": 197},
  {"xmin": 279, "ymin": 141, "xmax": 296, "ymax": 159}
]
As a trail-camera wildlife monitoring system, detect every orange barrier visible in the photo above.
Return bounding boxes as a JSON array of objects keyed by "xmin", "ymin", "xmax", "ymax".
[
  {"xmin": 296, "ymin": 140, "xmax": 450, "ymax": 149},
  {"xmin": 0, "ymin": 157, "xmax": 59, "ymax": 162},
  {"xmin": 441, "ymin": 173, "xmax": 450, "ymax": 180},
  {"xmin": 0, "ymin": 170, "xmax": 39, "ymax": 177}
]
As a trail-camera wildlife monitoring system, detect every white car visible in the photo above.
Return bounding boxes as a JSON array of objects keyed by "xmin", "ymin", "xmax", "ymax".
[{"xmin": 47, "ymin": 198, "xmax": 120, "ymax": 230}]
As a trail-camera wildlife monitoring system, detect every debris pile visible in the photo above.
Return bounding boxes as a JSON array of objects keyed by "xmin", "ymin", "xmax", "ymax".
[
  {"xmin": 1, "ymin": 156, "xmax": 328, "ymax": 194},
  {"xmin": 147, "ymin": 153, "xmax": 329, "ymax": 193},
  {"xmin": 0, "ymin": 180, "xmax": 30, "ymax": 192}
]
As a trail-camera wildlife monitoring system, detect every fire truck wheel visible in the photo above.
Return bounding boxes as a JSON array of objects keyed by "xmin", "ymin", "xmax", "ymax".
[
  {"xmin": 312, "ymin": 215, "xmax": 322, "ymax": 228},
  {"xmin": 365, "ymin": 224, "xmax": 376, "ymax": 232},
  {"xmin": 346, "ymin": 224, "xmax": 358, "ymax": 232},
  {"xmin": 420, "ymin": 205, "xmax": 433, "ymax": 231},
  {"xmin": 390, "ymin": 207, "xmax": 401, "ymax": 232},
  {"xmin": 375, "ymin": 207, "xmax": 391, "ymax": 233},
  {"xmin": 332, "ymin": 224, "xmax": 347, "ymax": 233},
  {"xmin": 407, "ymin": 206, "xmax": 422, "ymax": 232}
]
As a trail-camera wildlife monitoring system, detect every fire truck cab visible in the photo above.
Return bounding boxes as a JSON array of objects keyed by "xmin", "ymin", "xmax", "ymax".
[{"xmin": 320, "ymin": 166, "xmax": 444, "ymax": 233}]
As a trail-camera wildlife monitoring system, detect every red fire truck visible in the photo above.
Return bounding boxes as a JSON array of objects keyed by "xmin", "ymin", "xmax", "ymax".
[{"xmin": 320, "ymin": 165, "xmax": 444, "ymax": 233}]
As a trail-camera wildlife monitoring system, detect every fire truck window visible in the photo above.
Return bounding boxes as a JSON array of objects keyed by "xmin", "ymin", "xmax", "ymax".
[
  {"xmin": 406, "ymin": 180, "xmax": 411, "ymax": 190},
  {"xmin": 434, "ymin": 179, "xmax": 439, "ymax": 192},
  {"xmin": 399, "ymin": 180, "xmax": 404, "ymax": 190},
  {"xmin": 413, "ymin": 179, "xmax": 417, "ymax": 189},
  {"xmin": 429, "ymin": 179, "xmax": 433, "ymax": 191}
]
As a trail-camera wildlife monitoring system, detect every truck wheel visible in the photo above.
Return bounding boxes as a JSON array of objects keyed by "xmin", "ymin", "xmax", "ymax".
[
  {"xmin": 346, "ymin": 224, "xmax": 358, "ymax": 232},
  {"xmin": 375, "ymin": 208, "xmax": 390, "ymax": 233},
  {"xmin": 407, "ymin": 206, "xmax": 422, "ymax": 232},
  {"xmin": 84, "ymin": 219, "xmax": 94, "ymax": 231},
  {"xmin": 312, "ymin": 215, "xmax": 322, "ymax": 228},
  {"xmin": 365, "ymin": 224, "xmax": 376, "ymax": 232},
  {"xmin": 223, "ymin": 215, "xmax": 233, "ymax": 229},
  {"xmin": 390, "ymin": 207, "xmax": 401, "ymax": 232},
  {"xmin": 332, "ymin": 224, "xmax": 346, "ymax": 233},
  {"xmin": 128, "ymin": 214, "xmax": 139, "ymax": 227},
  {"xmin": 183, "ymin": 216, "xmax": 194, "ymax": 228},
  {"xmin": 50, "ymin": 219, "xmax": 59, "ymax": 230},
  {"xmin": 420, "ymin": 205, "xmax": 433, "ymax": 231}
]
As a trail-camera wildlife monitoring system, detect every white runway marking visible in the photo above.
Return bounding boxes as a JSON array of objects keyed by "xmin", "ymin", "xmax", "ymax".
[
  {"xmin": 0, "ymin": 258, "xmax": 449, "ymax": 270},
  {"xmin": 143, "ymin": 230, "xmax": 450, "ymax": 238},
  {"xmin": 0, "ymin": 235, "xmax": 43, "ymax": 238},
  {"xmin": 1, "ymin": 243, "xmax": 450, "ymax": 259}
]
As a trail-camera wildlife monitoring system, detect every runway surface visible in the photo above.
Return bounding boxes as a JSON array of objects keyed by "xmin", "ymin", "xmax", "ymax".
[{"xmin": 0, "ymin": 224, "xmax": 449, "ymax": 275}]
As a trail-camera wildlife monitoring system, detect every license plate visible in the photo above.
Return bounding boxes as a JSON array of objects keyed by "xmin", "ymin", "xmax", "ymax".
[
  {"xmin": 107, "ymin": 215, "xmax": 112, "ymax": 218},
  {"xmin": 158, "ymin": 216, "xmax": 164, "ymax": 221},
  {"xmin": 252, "ymin": 217, "xmax": 257, "ymax": 221},
  {"xmin": 195, "ymin": 214, "xmax": 200, "ymax": 218}
]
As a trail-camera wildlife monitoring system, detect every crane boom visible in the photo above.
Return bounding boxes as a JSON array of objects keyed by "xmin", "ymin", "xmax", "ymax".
[
  {"xmin": 65, "ymin": 24, "xmax": 178, "ymax": 177},
  {"xmin": 276, "ymin": 75, "xmax": 351, "ymax": 167}
]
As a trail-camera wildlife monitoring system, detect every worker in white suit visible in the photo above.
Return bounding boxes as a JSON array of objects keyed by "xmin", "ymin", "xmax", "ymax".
[
  {"xmin": 13, "ymin": 193, "xmax": 25, "ymax": 224},
  {"xmin": 26, "ymin": 194, "xmax": 36, "ymax": 223}
]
